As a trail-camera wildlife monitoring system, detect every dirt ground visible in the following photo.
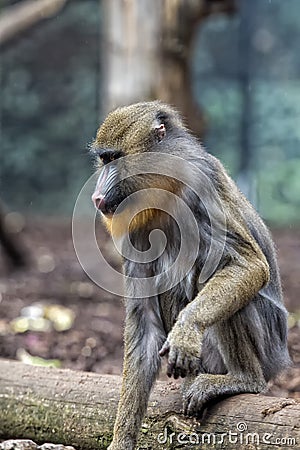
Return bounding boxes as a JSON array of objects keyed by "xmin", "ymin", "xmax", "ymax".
[{"xmin": 0, "ymin": 217, "xmax": 299, "ymax": 399}]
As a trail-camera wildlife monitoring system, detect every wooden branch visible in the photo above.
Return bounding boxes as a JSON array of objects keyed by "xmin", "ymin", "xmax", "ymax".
[
  {"xmin": 0, "ymin": 0, "xmax": 68, "ymax": 46},
  {"xmin": 0, "ymin": 360, "xmax": 299, "ymax": 449}
]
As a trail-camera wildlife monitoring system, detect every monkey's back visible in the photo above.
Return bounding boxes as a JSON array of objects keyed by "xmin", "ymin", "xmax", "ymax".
[{"xmin": 158, "ymin": 151, "xmax": 290, "ymax": 380}]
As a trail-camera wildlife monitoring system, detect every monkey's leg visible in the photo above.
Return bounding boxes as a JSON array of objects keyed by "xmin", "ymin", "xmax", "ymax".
[
  {"xmin": 108, "ymin": 299, "xmax": 165, "ymax": 450},
  {"xmin": 182, "ymin": 318, "xmax": 267, "ymax": 418}
]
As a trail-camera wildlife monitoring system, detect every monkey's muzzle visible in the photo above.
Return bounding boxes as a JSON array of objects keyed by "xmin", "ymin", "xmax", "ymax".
[
  {"xmin": 92, "ymin": 164, "xmax": 127, "ymax": 215},
  {"xmin": 92, "ymin": 165, "xmax": 110, "ymax": 214},
  {"xmin": 92, "ymin": 193, "xmax": 106, "ymax": 213}
]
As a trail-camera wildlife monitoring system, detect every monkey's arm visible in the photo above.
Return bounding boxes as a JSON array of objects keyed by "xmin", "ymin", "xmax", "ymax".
[
  {"xmin": 160, "ymin": 234, "xmax": 270, "ymax": 378},
  {"xmin": 109, "ymin": 298, "xmax": 165, "ymax": 450}
]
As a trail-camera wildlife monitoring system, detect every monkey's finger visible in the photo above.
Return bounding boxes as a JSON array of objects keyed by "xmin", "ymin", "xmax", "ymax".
[
  {"xmin": 173, "ymin": 366, "xmax": 181, "ymax": 379},
  {"xmin": 166, "ymin": 348, "xmax": 177, "ymax": 377},
  {"xmin": 167, "ymin": 361, "xmax": 175, "ymax": 377},
  {"xmin": 179, "ymin": 367, "xmax": 187, "ymax": 378},
  {"xmin": 159, "ymin": 341, "xmax": 170, "ymax": 357},
  {"xmin": 173, "ymin": 365, "xmax": 187, "ymax": 379},
  {"xmin": 181, "ymin": 355, "xmax": 191, "ymax": 374},
  {"xmin": 183, "ymin": 394, "xmax": 192, "ymax": 415},
  {"xmin": 174, "ymin": 353, "xmax": 184, "ymax": 380},
  {"xmin": 175, "ymin": 354, "xmax": 187, "ymax": 378},
  {"xmin": 189, "ymin": 358, "xmax": 200, "ymax": 376},
  {"xmin": 186, "ymin": 394, "xmax": 199, "ymax": 416},
  {"xmin": 183, "ymin": 401, "xmax": 188, "ymax": 415}
]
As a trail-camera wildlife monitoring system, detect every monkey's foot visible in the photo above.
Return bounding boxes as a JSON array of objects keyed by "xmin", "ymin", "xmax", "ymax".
[{"xmin": 183, "ymin": 373, "xmax": 266, "ymax": 418}]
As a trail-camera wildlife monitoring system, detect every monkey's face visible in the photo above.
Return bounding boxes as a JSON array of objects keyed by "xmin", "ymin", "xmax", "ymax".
[
  {"xmin": 91, "ymin": 152, "xmax": 180, "ymax": 236},
  {"xmin": 91, "ymin": 102, "xmax": 186, "ymax": 236}
]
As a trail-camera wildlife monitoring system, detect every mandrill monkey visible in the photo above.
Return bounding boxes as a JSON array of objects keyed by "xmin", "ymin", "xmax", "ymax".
[{"xmin": 91, "ymin": 101, "xmax": 290, "ymax": 450}]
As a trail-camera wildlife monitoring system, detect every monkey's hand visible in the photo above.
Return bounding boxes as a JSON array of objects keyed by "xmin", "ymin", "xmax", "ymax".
[{"xmin": 159, "ymin": 322, "xmax": 203, "ymax": 379}]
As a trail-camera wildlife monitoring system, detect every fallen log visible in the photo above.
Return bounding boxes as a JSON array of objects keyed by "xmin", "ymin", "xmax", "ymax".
[{"xmin": 0, "ymin": 359, "xmax": 299, "ymax": 449}]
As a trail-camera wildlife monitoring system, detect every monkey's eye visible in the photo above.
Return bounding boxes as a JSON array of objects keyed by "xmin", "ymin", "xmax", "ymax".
[{"xmin": 98, "ymin": 150, "xmax": 123, "ymax": 165}]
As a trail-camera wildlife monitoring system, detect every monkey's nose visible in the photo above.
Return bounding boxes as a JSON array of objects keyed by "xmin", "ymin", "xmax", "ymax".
[{"xmin": 92, "ymin": 193, "xmax": 106, "ymax": 213}]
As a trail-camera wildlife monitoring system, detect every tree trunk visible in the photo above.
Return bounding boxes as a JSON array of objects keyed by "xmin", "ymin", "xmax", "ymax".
[
  {"xmin": 0, "ymin": 360, "xmax": 299, "ymax": 449},
  {"xmin": 157, "ymin": 0, "xmax": 235, "ymax": 137},
  {"xmin": 102, "ymin": 0, "xmax": 235, "ymax": 136},
  {"xmin": 101, "ymin": 0, "xmax": 161, "ymax": 113}
]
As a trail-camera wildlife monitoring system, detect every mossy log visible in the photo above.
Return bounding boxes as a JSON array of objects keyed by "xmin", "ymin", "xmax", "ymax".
[{"xmin": 0, "ymin": 359, "xmax": 299, "ymax": 449}]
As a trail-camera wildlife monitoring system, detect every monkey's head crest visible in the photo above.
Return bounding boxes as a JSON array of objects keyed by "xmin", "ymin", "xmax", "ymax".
[{"xmin": 94, "ymin": 101, "xmax": 186, "ymax": 154}]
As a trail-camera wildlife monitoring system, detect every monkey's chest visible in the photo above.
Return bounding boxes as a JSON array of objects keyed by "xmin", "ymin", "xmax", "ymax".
[{"xmin": 158, "ymin": 271, "xmax": 199, "ymax": 333}]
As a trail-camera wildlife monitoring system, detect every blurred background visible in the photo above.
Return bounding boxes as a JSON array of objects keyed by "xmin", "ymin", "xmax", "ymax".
[{"xmin": 0, "ymin": 0, "xmax": 299, "ymax": 399}]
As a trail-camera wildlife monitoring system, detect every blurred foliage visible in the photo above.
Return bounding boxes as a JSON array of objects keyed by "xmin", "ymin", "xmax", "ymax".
[
  {"xmin": 0, "ymin": 0, "xmax": 20, "ymax": 7},
  {"xmin": 193, "ymin": 0, "xmax": 300, "ymax": 225},
  {"xmin": 0, "ymin": 0, "xmax": 100, "ymax": 213}
]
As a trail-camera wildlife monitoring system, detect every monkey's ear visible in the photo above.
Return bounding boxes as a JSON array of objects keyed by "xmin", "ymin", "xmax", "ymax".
[{"xmin": 155, "ymin": 123, "xmax": 166, "ymax": 142}]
